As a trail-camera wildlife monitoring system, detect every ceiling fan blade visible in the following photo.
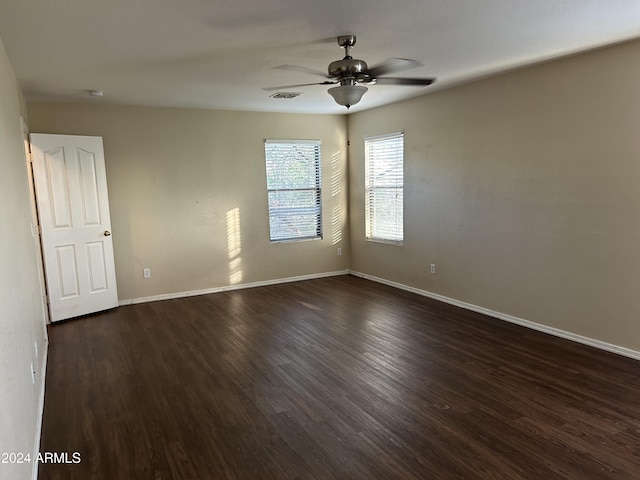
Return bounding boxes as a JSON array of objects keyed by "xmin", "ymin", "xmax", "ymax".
[
  {"xmin": 366, "ymin": 58, "xmax": 423, "ymax": 78},
  {"xmin": 373, "ymin": 77, "xmax": 436, "ymax": 86},
  {"xmin": 274, "ymin": 65, "xmax": 331, "ymax": 78},
  {"xmin": 263, "ymin": 81, "xmax": 337, "ymax": 92}
]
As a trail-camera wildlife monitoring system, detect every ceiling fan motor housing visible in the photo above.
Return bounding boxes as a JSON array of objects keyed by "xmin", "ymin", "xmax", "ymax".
[{"xmin": 328, "ymin": 58, "xmax": 369, "ymax": 79}]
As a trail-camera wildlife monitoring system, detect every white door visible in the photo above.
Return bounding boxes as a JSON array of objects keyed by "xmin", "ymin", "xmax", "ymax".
[{"xmin": 30, "ymin": 134, "xmax": 118, "ymax": 322}]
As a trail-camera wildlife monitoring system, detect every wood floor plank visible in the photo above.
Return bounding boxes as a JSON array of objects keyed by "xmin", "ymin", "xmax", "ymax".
[{"xmin": 38, "ymin": 275, "xmax": 640, "ymax": 479}]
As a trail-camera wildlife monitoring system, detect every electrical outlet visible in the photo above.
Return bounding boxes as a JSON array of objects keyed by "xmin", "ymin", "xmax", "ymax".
[
  {"xmin": 337, "ymin": 247, "xmax": 342, "ymax": 256},
  {"xmin": 143, "ymin": 268, "xmax": 151, "ymax": 279},
  {"xmin": 430, "ymin": 263, "xmax": 436, "ymax": 275}
]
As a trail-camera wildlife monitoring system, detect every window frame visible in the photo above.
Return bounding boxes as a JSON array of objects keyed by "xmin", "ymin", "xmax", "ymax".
[
  {"xmin": 264, "ymin": 139, "xmax": 323, "ymax": 243},
  {"xmin": 364, "ymin": 132, "xmax": 404, "ymax": 245}
]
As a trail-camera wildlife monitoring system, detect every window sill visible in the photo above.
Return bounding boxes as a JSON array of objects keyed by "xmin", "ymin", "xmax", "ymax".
[
  {"xmin": 270, "ymin": 236, "xmax": 323, "ymax": 244},
  {"xmin": 366, "ymin": 237, "xmax": 403, "ymax": 246}
]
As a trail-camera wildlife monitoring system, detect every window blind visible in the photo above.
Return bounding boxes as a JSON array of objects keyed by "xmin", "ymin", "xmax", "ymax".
[
  {"xmin": 365, "ymin": 132, "xmax": 404, "ymax": 243},
  {"xmin": 265, "ymin": 140, "xmax": 322, "ymax": 242}
]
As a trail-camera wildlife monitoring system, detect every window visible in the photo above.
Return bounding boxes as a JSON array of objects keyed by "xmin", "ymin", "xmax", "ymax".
[
  {"xmin": 265, "ymin": 140, "xmax": 322, "ymax": 242},
  {"xmin": 365, "ymin": 132, "xmax": 404, "ymax": 243}
]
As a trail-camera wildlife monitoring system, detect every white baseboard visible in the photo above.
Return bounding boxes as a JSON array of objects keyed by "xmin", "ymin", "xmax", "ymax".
[
  {"xmin": 118, "ymin": 270, "xmax": 350, "ymax": 306},
  {"xmin": 350, "ymin": 270, "xmax": 640, "ymax": 361},
  {"xmin": 32, "ymin": 340, "xmax": 48, "ymax": 480}
]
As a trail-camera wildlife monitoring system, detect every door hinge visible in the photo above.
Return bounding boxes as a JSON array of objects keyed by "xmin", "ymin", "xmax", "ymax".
[
  {"xmin": 43, "ymin": 295, "xmax": 49, "ymax": 305},
  {"xmin": 26, "ymin": 152, "xmax": 34, "ymax": 163}
]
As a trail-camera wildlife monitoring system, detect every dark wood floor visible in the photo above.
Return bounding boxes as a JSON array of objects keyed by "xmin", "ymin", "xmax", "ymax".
[{"xmin": 39, "ymin": 275, "xmax": 640, "ymax": 479}]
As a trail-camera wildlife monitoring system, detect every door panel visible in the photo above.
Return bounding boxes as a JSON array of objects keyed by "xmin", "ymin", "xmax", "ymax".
[
  {"xmin": 45, "ymin": 148, "xmax": 73, "ymax": 228},
  {"xmin": 86, "ymin": 242, "xmax": 108, "ymax": 292},
  {"xmin": 56, "ymin": 245, "xmax": 80, "ymax": 298},
  {"xmin": 78, "ymin": 148, "xmax": 102, "ymax": 226},
  {"xmin": 31, "ymin": 134, "xmax": 118, "ymax": 321}
]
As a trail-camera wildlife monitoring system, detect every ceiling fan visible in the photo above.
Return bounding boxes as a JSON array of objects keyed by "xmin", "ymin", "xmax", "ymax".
[{"xmin": 264, "ymin": 35, "xmax": 436, "ymax": 109}]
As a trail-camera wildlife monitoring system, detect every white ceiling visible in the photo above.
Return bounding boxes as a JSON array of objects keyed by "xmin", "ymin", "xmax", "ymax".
[{"xmin": 1, "ymin": 0, "xmax": 640, "ymax": 115}]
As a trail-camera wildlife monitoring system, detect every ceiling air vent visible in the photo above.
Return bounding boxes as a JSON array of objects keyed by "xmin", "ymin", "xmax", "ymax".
[{"xmin": 269, "ymin": 92, "xmax": 301, "ymax": 99}]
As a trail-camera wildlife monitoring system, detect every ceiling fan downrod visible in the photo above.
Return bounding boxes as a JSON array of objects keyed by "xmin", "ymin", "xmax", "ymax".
[{"xmin": 337, "ymin": 35, "xmax": 357, "ymax": 59}]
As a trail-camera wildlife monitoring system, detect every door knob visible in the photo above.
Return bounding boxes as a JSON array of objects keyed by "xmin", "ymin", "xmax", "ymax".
[{"xmin": 104, "ymin": 230, "xmax": 111, "ymax": 236}]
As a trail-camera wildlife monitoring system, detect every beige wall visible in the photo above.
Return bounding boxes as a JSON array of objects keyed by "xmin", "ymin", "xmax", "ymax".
[
  {"xmin": 27, "ymin": 104, "xmax": 349, "ymax": 301},
  {"xmin": 349, "ymin": 39, "xmax": 640, "ymax": 352},
  {"xmin": 0, "ymin": 37, "xmax": 48, "ymax": 480}
]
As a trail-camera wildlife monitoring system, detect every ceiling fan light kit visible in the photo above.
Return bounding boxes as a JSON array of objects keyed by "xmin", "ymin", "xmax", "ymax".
[
  {"xmin": 265, "ymin": 35, "xmax": 436, "ymax": 109},
  {"xmin": 328, "ymin": 84, "xmax": 368, "ymax": 108}
]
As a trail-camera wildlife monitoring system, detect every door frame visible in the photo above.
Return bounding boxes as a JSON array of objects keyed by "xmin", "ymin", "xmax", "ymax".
[{"xmin": 20, "ymin": 116, "xmax": 51, "ymax": 325}]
